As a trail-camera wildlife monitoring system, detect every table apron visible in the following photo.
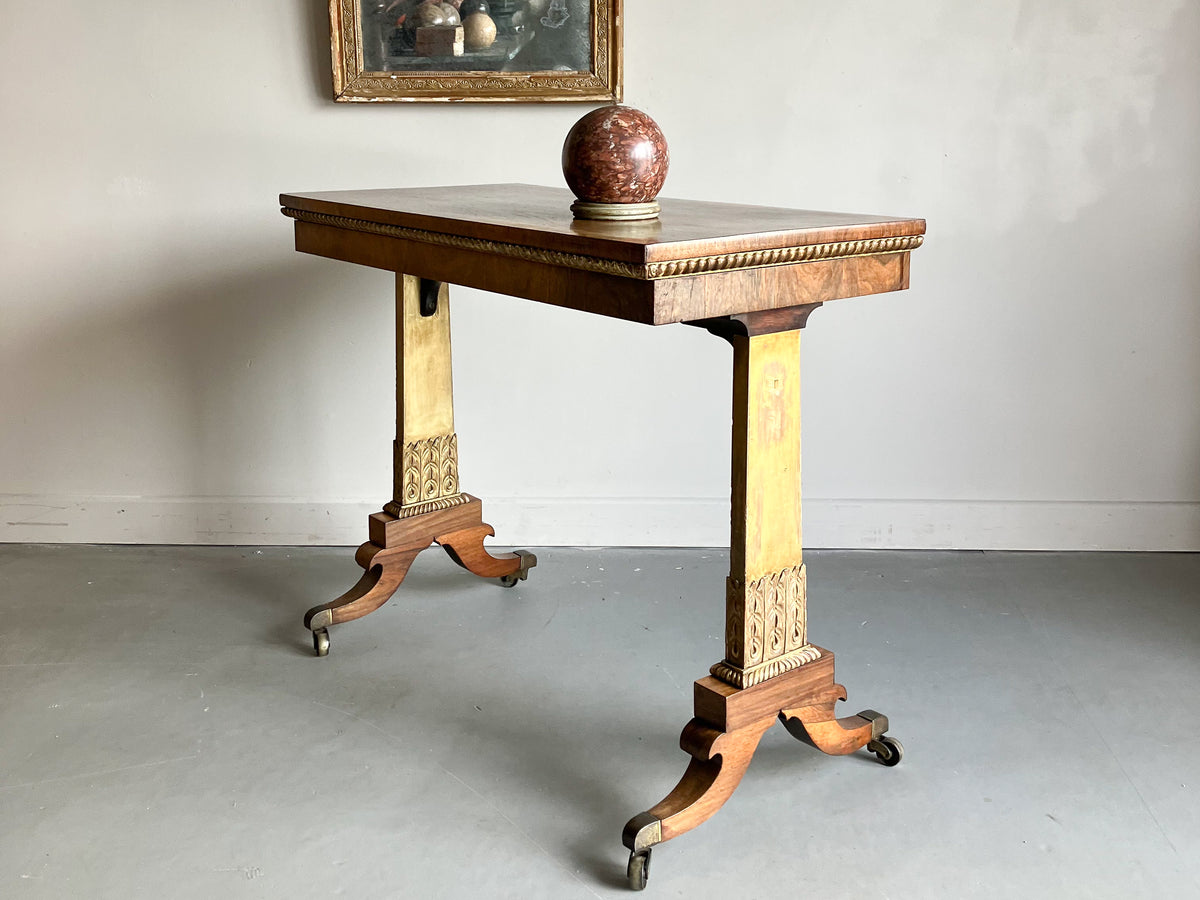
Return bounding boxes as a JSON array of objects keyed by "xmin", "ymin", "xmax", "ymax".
[{"xmin": 293, "ymin": 221, "xmax": 912, "ymax": 326}]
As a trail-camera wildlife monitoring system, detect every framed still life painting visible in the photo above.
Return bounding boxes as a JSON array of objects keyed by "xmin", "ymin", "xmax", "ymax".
[{"xmin": 330, "ymin": 0, "xmax": 623, "ymax": 102}]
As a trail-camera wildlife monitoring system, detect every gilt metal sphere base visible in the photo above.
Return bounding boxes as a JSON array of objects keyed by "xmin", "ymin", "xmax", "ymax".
[{"xmin": 571, "ymin": 200, "xmax": 661, "ymax": 221}]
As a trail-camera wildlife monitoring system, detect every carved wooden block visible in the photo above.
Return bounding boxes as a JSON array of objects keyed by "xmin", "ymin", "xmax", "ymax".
[
  {"xmin": 386, "ymin": 433, "xmax": 465, "ymax": 517},
  {"xmin": 713, "ymin": 564, "xmax": 821, "ymax": 688}
]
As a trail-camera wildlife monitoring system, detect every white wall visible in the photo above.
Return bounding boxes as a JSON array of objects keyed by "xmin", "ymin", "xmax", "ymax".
[{"xmin": 2, "ymin": 1, "xmax": 1198, "ymax": 550}]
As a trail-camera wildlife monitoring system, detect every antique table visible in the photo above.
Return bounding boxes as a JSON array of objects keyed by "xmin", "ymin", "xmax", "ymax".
[{"xmin": 279, "ymin": 184, "xmax": 924, "ymax": 890}]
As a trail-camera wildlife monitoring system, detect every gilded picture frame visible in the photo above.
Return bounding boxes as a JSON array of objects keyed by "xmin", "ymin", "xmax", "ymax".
[{"xmin": 330, "ymin": 0, "xmax": 623, "ymax": 103}]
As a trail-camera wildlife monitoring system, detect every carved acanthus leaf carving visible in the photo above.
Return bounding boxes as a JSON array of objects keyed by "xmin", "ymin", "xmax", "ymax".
[
  {"xmin": 714, "ymin": 564, "xmax": 819, "ymax": 688},
  {"xmin": 393, "ymin": 434, "xmax": 461, "ymax": 508}
]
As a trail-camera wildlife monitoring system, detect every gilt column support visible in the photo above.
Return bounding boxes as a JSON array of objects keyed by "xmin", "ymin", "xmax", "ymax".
[{"xmin": 711, "ymin": 326, "xmax": 821, "ymax": 688}]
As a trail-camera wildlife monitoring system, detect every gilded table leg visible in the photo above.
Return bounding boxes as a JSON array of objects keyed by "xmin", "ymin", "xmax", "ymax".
[
  {"xmin": 302, "ymin": 275, "xmax": 534, "ymax": 656},
  {"xmin": 621, "ymin": 324, "xmax": 900, "ymax": 889},
  {"xmin": 715, "ymin": 329, "xmax": 818, "ymax": 689}
]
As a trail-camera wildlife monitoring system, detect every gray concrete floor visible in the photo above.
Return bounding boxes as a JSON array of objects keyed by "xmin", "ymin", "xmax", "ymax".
[{"xmin": 2, "ymin": 545, "xmax": 1198, "ymax": 899}]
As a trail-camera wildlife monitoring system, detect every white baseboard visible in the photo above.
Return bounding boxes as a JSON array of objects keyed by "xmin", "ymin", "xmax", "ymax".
[{"xmin": 2, "ymin": 495, "xmax": 1198, "ymax": 550}]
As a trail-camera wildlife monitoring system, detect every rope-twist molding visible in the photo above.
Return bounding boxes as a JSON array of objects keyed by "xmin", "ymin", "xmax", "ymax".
[{"xmin": 282, "ymin": 207, "xmax": 923, "ymax": 282}]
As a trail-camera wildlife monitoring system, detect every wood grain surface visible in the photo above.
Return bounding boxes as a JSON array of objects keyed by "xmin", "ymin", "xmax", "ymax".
[
  {"xmin": 625, "ymin": 648, "xmax": 893, "ymax": 854},
  {"xmin": 281, "ymin": 183, "xmax": 924, "ymax": 266},
  {"xmin": 282, "ymin": 184, "xmax": 923, "ymax": 326}
]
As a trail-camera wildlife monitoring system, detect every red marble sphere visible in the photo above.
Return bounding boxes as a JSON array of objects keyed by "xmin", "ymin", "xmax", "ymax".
[{"xmin": 561, "ymin": 105, "xmax": 669, "ymax": 205}]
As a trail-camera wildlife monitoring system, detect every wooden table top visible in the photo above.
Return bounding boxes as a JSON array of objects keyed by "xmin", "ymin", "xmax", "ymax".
[
  {"xmin": 280, "ymin": 183, "xmax": 925, "ymax": 325},
  {"xmin": 281, "ymin": 184, "xmax": 923, "ymax": 267}
]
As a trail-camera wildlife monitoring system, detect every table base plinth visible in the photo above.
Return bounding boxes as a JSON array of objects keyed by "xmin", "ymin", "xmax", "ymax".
[
  {"xmin": 621, "ymin": 649, "xmax": 900, "ymax": 890},
  {"xmin": 301, "ymin": 494, "xmax": 536, "ymax": 656}
]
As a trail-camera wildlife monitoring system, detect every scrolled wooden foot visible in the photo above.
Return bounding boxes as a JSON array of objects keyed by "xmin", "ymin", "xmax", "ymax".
[
  {"xmin": 438, "ymin": 525, "xmax": 537, "ymax": 585},
  {"xmin": 621, "ymin": 652, "xmax": 901, "ymax": 882},
  {"xmin": 622, "ymin": 717, "xmax": 772, "ymax": 863},
  {"xmin": 301, "ymin": 544, "xmax": 421, "ymax": 656},
  {"xmin": 779, "ymin": 685, "xmax": 891, "ymax": 758}
]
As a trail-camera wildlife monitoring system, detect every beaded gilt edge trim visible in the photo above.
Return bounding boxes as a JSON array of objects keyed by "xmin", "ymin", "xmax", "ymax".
[
  {"xmin": 710, "ymin": 645, "xmax": 824, "ymax": 689},
  {"xmin": 282, "ymin": 207, "xmax": 923, "ymax": 281},
  {"xmin": 382, "ymin": 493, "xmax": 470, "ymax": 519}
]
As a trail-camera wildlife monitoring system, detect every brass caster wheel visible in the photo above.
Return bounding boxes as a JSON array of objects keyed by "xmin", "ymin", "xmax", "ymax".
[
  {"xmin": 498, "ymin": 550, "xmax": 538, "ymax": 588},
  {"xmin": 312, "ymin": 627, "xmax": 330, "ymax": 657},
  {"xmin": 627, "ymin": 849, "xmax": 651, "ymax": 891},
  {"xmin": 868, "ymin": 735, "xmax": 903, "ymax": 767}
]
